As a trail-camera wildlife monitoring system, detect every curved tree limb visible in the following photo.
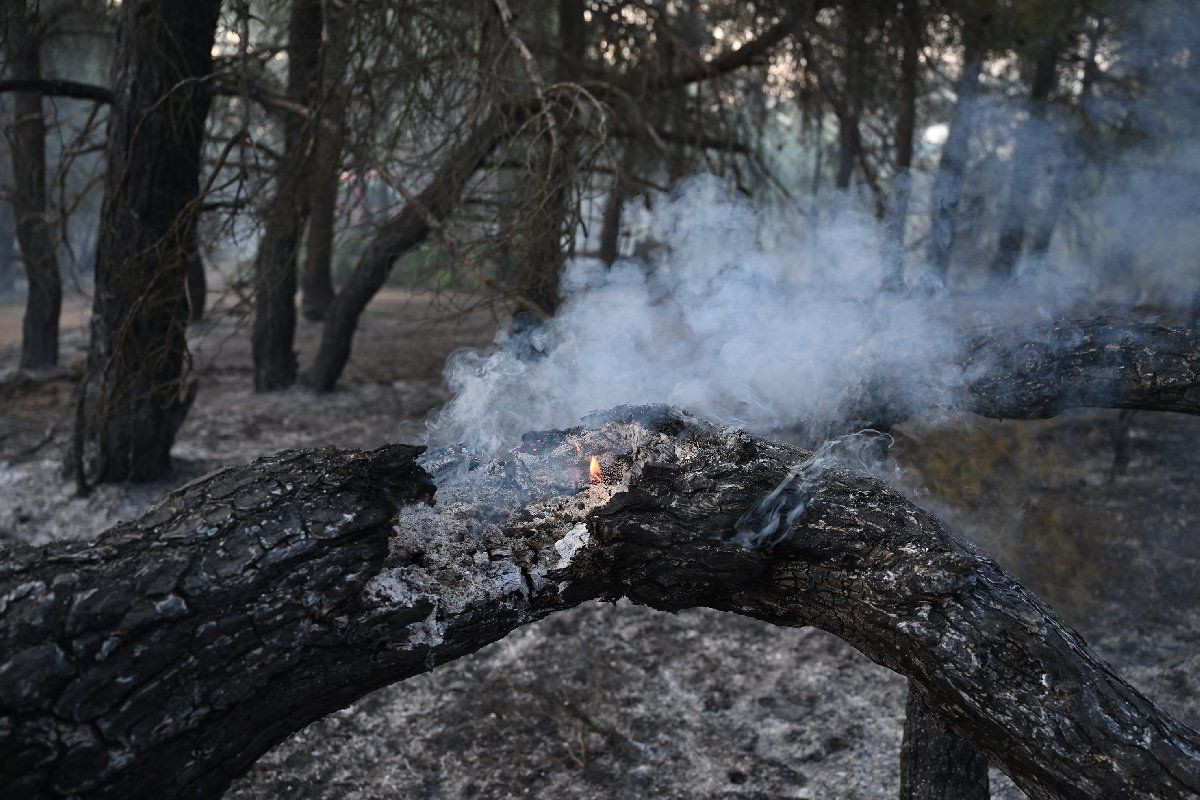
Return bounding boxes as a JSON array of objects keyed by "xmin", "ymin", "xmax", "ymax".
[{"xmin": 3, "ymin": 407, "xmax": 1198, "ymax": 799}]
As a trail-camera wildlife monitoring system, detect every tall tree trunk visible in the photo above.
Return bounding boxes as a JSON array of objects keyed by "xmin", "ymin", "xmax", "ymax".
[
  {"xmin": 834, "ymin": 5, "xmax": 868, "ymax": 191},
  {"xmin": 0, "ymin": 97, "xmax": 16, "ymax": 294},
  {"xmin": 251, "ymin": 0, "xmax": 324, "ymax": 391},
  {"xmin": 300, "ymin": 10, "xmax": 350, "ymax": 323},
  {"xmin": 4, "ymin": 8, "xmax": 61, "ymax": 370},
  {"xmin": 508, "ymin": 0, "xmax": 586, "ymax": 313},
  {"xmin": 598, "ymin": 157, "xmax": 628, "ymax": 266},
  {"xmin": 299, "ymin": 128, "xmax": 342, "ymax": 321},
  {"xmin": 885, "ymin": 0, "xmax": 921, "ymax": 286},
  {"xmin": 1028, "ymin": 20, "xmax": 1103, "ymax": 262},
  {"xmin": 926, "ymin": 25, "xmax": 985, "ymax": 281},
  {"xmin": 69, "ymin": 0, "xmax": 222, "ymax": 487},
  {"xmin": 301, "ymin": 114, "xmax": 510, "ymax": 391},
  {"xmin": 989, "ymin": 38, "xmax": 1062, "ymax": 280}
]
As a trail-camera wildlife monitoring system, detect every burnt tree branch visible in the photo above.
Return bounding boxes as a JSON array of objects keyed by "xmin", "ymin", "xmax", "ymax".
[
  {"xmin": 859, "ymin": 318, "xmax": 1200, "ymax": 428},
  {"xmin": 3, "ymin": 408, "xmax": 1198, "ymax": 799}
]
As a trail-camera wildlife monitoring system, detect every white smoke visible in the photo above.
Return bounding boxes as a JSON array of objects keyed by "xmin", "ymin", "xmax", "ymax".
[{"xmin": 428, "ymin": 175, "xmax": 964, "ymax": 455}]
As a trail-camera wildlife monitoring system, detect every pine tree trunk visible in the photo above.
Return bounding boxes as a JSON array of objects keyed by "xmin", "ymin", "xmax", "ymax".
[
  {"xmin": 885, "ymin": 0, "xmax": 921, "ymax": 285},
  {"xmin": 4, "ymin": 9, "xmax": 61, "ymax": 371},
  {"xmin": 926, "ymin": 25, "xmax": 985, "ymax": 281},
  {"xmin": 251, "ymin": 0, "xmax": 324, "ymax": 391},
  {"xmin": 989, "ymin": 39, "xmax": 1061, "ymax": 280},
  {"xmin": 70, "ymin": 0, "xmax": 222, "ymax": 486}
]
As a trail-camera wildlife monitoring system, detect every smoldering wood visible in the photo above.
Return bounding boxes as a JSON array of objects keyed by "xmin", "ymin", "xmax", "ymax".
[{"xmin": 4, "ymin": 407, "xmax": 1199, "ymax": 799}]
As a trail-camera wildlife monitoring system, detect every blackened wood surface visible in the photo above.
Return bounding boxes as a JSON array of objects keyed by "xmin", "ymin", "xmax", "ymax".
[
  {"xmin": 6, "ymin": 407, "xmax": 1199, "ymax": 799},
  {"xmin": 901, "ymin": 687, "xmax": 989, "ymax": 800}
]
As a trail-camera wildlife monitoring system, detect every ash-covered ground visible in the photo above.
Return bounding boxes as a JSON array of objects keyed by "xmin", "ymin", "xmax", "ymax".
[{"xmin": 1, "ymin": 293, "xmax": 1197, "ymax": 799}]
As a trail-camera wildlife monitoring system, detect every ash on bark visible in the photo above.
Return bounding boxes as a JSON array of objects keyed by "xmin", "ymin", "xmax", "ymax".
[{"xmin": 5, "ymin": 407, "xmax": 1199, "ymax": 799}]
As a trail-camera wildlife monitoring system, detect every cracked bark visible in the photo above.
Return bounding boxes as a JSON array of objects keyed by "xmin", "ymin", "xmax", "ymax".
[{"xmin": 3, "ymin": 407, "xmax": 1198, "ymax": 799}]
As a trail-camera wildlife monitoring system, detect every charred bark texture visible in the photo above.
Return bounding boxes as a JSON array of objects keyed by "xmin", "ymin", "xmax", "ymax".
[
  {"xmin": 6, "ymin": 407, "xmax": 1199, "ymax": 799},
  {"xmin": 960, "ymin": 319, "xmax": 1200, "ymax": 419},
  {"xmin": 70, "ymin": 0, "xmax": 222, "ymax": 485},
  {"xmin": 4, "ymin": 9, "xmax": 61, "ymax": 371},
  {"xmin": 901, "ymin": 687, "xmax": 989, "ymax": 800},
  {"xmin": 0, "ymin": 445, "xmax": 434, "ymax": 799}
]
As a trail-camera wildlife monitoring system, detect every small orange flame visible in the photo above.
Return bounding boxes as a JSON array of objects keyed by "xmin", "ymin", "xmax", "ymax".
[{"xmin": 589, "ymin": 456, "xmax": 603, "ymax": 484}]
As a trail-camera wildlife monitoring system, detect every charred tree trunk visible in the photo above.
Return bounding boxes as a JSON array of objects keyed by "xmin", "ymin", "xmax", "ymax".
[
  {"xmin": 854, "ymin": 318, "xmax": 1200, "ymax": 427},
  {"xmin": 989, "ymin": 38, "xmax": 1062, "ymax": 280},
  {"xmin": 69, "ymin": 0, "xmax": 222, "ymax": 486},
  {"xmin": 901, "ymin": 688, "xmax": 990, "ymax": 800},
  {"xmin": 301, "ymin": 113, "xmax": 511, "ymax": 391},
  {"xmin": 4, "ymin": 9, "xmax": 61, "ymax": 371},
  {"xmin": 5, "ymin": 406, "xmax": 1200, "ymax": 799},
  {"xmin": 250, "ymin": 0, "xmax": 324, "ymax": 391},
  {"xmin": 926, "ymin": 25, "xmax": 985, "ymax": 281}
]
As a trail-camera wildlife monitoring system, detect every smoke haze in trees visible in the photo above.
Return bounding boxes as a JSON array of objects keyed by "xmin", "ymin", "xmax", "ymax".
[{"xmin": 429, "ymin": 1, "xmax": 1199, "ymax": 456}]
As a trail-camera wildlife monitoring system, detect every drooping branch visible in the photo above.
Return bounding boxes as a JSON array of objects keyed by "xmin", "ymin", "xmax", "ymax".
[
  {"xmin": 4, "ymin": 407, "xmax": 1198, "ymax": 799},
  {"xmin": 646, "ymin": 11, "xmax": 805, "ymax": 90}
]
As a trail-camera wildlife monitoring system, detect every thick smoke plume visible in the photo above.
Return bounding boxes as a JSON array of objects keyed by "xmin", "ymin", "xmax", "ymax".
[{"xmin": 429, "ymin": 176, "xmax": 968, "ymax": 454}]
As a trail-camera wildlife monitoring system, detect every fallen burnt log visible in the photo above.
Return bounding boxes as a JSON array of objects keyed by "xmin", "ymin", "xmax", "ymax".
[
  {"xmin": 860, "ymin": 318, "xmax": 1200, "ymax": 428},
  {"xmin": 2, "ymin": 407, "xmax": 1198, "ymax": 799},
  {"xmin": 961, "ymin": 318, "xmax": 1200, "ymax": 419}
]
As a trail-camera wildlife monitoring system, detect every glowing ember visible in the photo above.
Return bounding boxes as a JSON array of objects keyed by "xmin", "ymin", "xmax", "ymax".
[{"xmin": 589, "ymin": 456, "xmax": 603, "ymax": 484}]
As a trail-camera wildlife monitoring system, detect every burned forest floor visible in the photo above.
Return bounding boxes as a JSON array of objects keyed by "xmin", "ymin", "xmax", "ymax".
[{"xmin": 1, "ymin": 291, "xmax": 1198, "ymax": 800}]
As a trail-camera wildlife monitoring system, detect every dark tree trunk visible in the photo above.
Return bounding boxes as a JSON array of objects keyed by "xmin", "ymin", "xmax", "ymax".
[
  {"xmin": 901, "ymin": 688, "xmax": 990, "ymax": 800},
  {"xmin": 0, "ymin": 99, "xmax": 17, "ymax": 294},
  {"xmin": 926, "ymin": 26, "xmax": 985, "ymax": 281},
  {"xmin": 251, "ymin": 0, "xmax": 324, "ymax": 391},
  {"xmin": 300, "ymin": 8, "xmax": 350, "ymax": 323},
  {"xmin": 4, "ymin": 406, "xmax": 1199, "ymax": 799},
  {"xmin": 4, "ymin": 9, "xmax": 61, "ymax": 370},
  {"xmin": 1028, "ymin": 21, "xmax": 1103, "ymax": 262},
  {"xmin": 833, "ymin": 5, "xmax": 868, "ymax": 191},
  {"xmin": 507, "ymin": 0, "xmax": 587, "ymax": 313},
  {"xmin": 598, "ymin": 160, "xmax": 628, "ymax": 266},
  {"xmin": 989, "ymin": 38, "xmax": 1062, "ymax": 280},
  {"xmin": 69, "ymin": 0, "xmax": 222, "ymax": 487},
  {"xmin": 885, "ymin": 0, "xmax": 921, "ymax": 284},
  {"xmin": 301, "ymin": 113, "xmax": 511, "ymax": 391},
  {"xmin": 299, "ymin": 128, "xmax": 342, "ymax": 321}
]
